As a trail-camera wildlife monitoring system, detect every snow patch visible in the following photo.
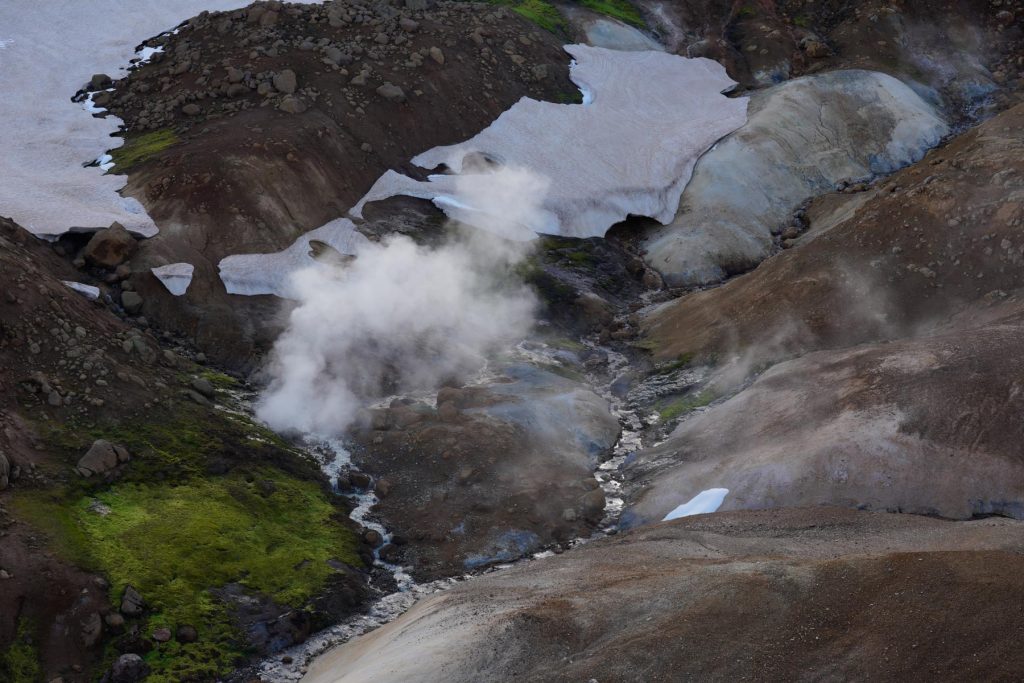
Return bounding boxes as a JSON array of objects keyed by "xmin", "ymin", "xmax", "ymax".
[
  {"xmin": 62, "ymin": 281, "xmax": 100, "ymax": 300},
  {"xmin": 0, "ymin": 1, "xmax": 321, "ymax": 239},
  {"xmin": 349, "ymin": 45, "xmax": 747, "ymax": 241},
  {"xmin": 151, "ymin": 262, "xmax": 195, "ymax": 296},
  {"xmin": 217, "ymin": 218, "xmax": 370, "ymax": 298},
  {"xmin": 662, "ymin": 488, "xmax": 729, "ymax": 521}
]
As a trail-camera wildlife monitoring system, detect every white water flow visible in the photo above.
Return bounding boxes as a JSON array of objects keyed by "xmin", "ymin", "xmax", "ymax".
[{"xmin": 254, "ymin": 331, "xmax": 648, "ymax": 681}]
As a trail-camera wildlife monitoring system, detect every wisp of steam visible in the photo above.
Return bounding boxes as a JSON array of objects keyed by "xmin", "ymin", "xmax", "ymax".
[{"xmin": 256, "ymin": 166, "xmax": 550, "ymax": 435}]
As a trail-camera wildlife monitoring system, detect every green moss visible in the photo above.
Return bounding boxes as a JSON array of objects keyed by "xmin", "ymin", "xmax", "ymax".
[
  {"xmin": 108, "ymin": 128, "xmax": 179, "ymax": 172},
  {"xmin": 737, "ymin": 5, "xmax": 757, "ymax": 19},
  {"xmin": 658, "ymin": 391, "xmax": 714, "ymax": 421},
  {"xmin": 793, "ymin": 14, "xmax": 811, "ymax": 28},
  {"xmin": 13, "ymin": 472, "xmax": 361, "ymax": 682},
  {"xmin": 487, "ymin": 0, "xmax": 567, "ymax": 34},
  {"xmin": 651, "ymin": 353, "xmax": 695, "ymax": 376},
  {"xmin": 0, "ymin": 620, "xmax": 41, "ymax": 683},
  {"xmin": 554, "ymin": 89, "xmax": 584, "ymax": 105},
  {"xmin": 577, "ymin": 0, "xmax": 643, "ymax": 27},
  {"xmin": 199, "ymin": 370, "xmax": 242, "ymax": 390},
  {"xmin": 564, "ymin": 250, "xmax": 595, "ymax": 266}
]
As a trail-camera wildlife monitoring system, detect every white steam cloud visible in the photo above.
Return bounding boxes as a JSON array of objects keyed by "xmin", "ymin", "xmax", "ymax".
[{"xmin": 256, "ymin": 166, "xmax": 549, "ymax": 435}]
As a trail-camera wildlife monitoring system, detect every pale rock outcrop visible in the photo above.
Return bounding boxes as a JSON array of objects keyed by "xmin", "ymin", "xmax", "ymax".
[{"xmin": 642, "ymin": 69, "xmax": 949, "ymax": 286}]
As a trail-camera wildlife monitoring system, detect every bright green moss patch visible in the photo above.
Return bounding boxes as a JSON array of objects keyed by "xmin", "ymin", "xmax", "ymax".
[
  {"xmin": 0, "ymin": 620, "xmax": 41, "ymax": 683},
  {"xmin": 199, "ymin": 369, "xmax": 242, "ymax": 390},
  {"xmin": 488, "ymin": 0, "xmax": 567, "ymax": 34},
  {"xmin": 658, "ymin": 391, "xmax": 714, "ymax": 421},
  {"xmin": 14, "ymin": 471, "xmax": 361, "ymax": 682},
  {"xmin": 108, "ymin": 128, "xmax": 178, "ymax": 172},
  {"xmin": 578, "ymin": 0, "xmax": 643, "ymax": 27}
]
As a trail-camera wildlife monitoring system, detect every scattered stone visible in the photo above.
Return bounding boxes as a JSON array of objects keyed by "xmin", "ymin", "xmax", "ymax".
[
  {"xmin": 107, "ymin": 653, "xmax": 149, "ymax": 683},
  {"xmin": 120, "ymin": 585, "xmax": 145, "ymax": 616},
  {"xmin": 105, "ymin": 613, "xmax": 126, "ymax": 629},
  {"xmin": 376, "ymin": 82, "xmax": 406, "ymax": 103},
  {"xmin": 429, "ymin": 46, "xmax": 445, "ymax": 65},
  {"xmin": 81, "ymin": 612, "xmax": 103, "ymax": 648},
  {"xmin": 121, "ymin": 291, "xmax": 144, "ymax": 315},
  {"xmin": 182, "ymin": 103, "xmax": 202, "ymax": 116},
  {"xmin": 273, "ymin": 69, "xmax": 297, "ymax": 95},
  {"xmin": 77, "ymin": 439, "xmax": 130, "ymax": 477},
  {"xmin": 176, "ymin": 624, "xmax": 198, "ymax": 643},
  {"xmin": 278, "ymin": 95, "xmax": 307, "ymax": 114},
  {"xmin": 152, "ymin": 627, "xmax": 172, "ymax": 643},
  {"xmin": 90, "ymin": 73, "xmax": 113, "ymax": 90},
  {"xmin": 191, "ymin": 377, "xmax": 216, "ymax": 398}
]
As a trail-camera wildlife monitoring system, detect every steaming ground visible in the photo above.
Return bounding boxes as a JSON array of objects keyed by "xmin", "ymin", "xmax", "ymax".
[{"xmin": 257, "ymin": 168, "xmax": 548, "ymax": 435}]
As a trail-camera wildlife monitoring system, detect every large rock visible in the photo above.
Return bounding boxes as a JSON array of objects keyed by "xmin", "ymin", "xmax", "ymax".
[
  {"xmin": 83, "ymin": 222, "xmax": 137, "ymax": 269},
  {"xmin": 272, "ymin": 69, "xmax": 297, "ymax": 95},
  {"xmin": 622, "ymin": 302, "xmax": 1024, "ymax": 526},
  {"xmin": 105, "ymin": 653, "xmax": 149, "ymax": 683},
  {"xmin": 302, "ymin": 508, "xmax": 1024, "ymax": 683},
  {"xmin": 641, "ymin": 69, "xmax": 948, "ymax": 287},
  {"xmin": 76, "ymin": 439, "xmax": 130, "ymax": 477},
  {"xmin": 0, "ymin": 451, "xmax": 9, "ymax": 490}
]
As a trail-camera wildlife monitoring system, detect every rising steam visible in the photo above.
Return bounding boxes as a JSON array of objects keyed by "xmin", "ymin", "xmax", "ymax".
[{"xmin": 256, "ymin": 166, "xmax": 549, "ymax": 435}]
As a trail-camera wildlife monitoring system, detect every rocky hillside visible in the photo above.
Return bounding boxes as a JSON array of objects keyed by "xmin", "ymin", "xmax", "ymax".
[
  {"xmin": 0, "ymin": 214, "xmax": 377, "ymax": 682},
  {"xmin": 3, "ymin": 0, "xmax": 1024, "ymax": 681},
  {"xmin": 94, "ymin": 0, "xmax": 578, "ymax": 368}
]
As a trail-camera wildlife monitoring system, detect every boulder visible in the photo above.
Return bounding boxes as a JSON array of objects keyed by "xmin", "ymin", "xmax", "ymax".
[
  {"xmin": 273, "ymin": 69, "xmax": 297, "ymax": 95},
  {"xmin": 176, "ymin": 624, "xmax": 198, "ymax": 643},
  {"xmin": 0, "ymin": 451, "xmax": 9, "ymax": 490},
  {"xmin": 121, "ymin": 291, "xmax": 144, "ymax": 315},
  {"xmin": 83, "ymin": 223, "xmax": 137, "ymax": 269},
  {"xmin": 106, "ymin": 654, "xmax": 149, "ymax": 683},
  {"xmin": 120, "ymin": 585, "xmax": 145, "ymax": 616},
  {"xmin": 81, "ymin": 612, "xmax": 103, "ymax": 648},
  {"xmin": 278, "ymin": 95, "xmax": 307, "ymax": 114},
  {"xmin": 191, "ymin": 377, "xmax": 215, "ymax": 398},
  {"xmin": 77, "ymin": 439, "xmax": 129, "ymax": 477},
  {"xmin": 376, "ymin": 82, "xmax": 406, "ymax": 103},
  {"xmin": 90, "ymin": 73, "xmax": 112, "ymax": 90},
  {"xmin": 641, "ymin": 70, "xmax": 948, "ymax": 287}
]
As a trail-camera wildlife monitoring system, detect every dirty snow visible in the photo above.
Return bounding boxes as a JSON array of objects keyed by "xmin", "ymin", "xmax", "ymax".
[
  {"xmin": 218, "ymin": 218, "xmax": 371, "ymax": 298},
  {"xmin": 62, "ymin": 281, "xmax": 100, "ymax": 300}
]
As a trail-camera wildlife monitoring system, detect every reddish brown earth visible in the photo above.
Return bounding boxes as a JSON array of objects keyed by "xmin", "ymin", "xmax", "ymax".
[{"xmin": 303, "ymin": 507, "xmax": 1024, "ymax": 683}]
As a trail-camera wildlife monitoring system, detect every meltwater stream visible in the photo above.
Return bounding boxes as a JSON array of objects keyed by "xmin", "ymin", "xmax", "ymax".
[{"xmin": 249, "ymin": 333, "xmax": 652, "ymax": 681}]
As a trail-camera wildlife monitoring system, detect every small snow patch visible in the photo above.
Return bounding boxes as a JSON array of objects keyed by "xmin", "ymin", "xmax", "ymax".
[
  {"xmin": 152, "ymin": 262, "xmax": 194, "ymax": 296},
  {"xmin": 662, "ymin": 488, "xmax": 729, "ymax": 521},
  {"xmin": 62, "ymin": 281, "xmax": 100, "ymax": 300}
]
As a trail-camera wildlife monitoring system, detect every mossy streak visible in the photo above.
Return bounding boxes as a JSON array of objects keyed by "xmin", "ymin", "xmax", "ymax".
[{"xmin": 108, "ymin": 128, "xmax": 178, "ymax": 172}]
